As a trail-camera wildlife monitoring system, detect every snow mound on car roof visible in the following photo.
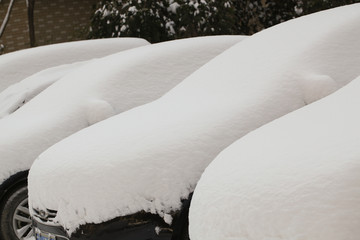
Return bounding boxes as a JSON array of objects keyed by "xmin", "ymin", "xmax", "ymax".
[
  {"xmin": 0, "ymin": 36, "xmax": 244, "ymax": 185},
  {"xmin": 0, "ymin": 60, "xmax": 90, "ymax": 119},
  {"xmin": 190, "ymin": 75, "xmax": 360, "ymax": 240},
  {"xmin": 0, "ymin": 38, "xmax": 149, "ymax": 93},
  {"xmin": 28, "ymin": 4, "xmax": 360, "ymax": 234}
]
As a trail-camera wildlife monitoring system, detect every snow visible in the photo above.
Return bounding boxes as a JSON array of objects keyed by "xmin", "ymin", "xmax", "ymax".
[
  {"xmin": 168, "ymin": 2, "xmax": 180, "ymax": 14},
  {"xmin": 128, "ymin": 6, "xmax": 138, "ymax": 13},
  {"xmin": 189, "ymin": 74, "xmax": 360, "ymax": 240},
  {"xmin": 0, "ymin": 38, "xmax": 149, "ymax": 93},
  {"xmin": 0, "ymin": 61, "xmax": 90, "ymax": 119},
  {"xmin": 28, "ymin": 4, "xmax": 360, "ymax": 235},
  {"xmin": 0, "ymin": 35, "xmax": 244, "ymax": 185}
]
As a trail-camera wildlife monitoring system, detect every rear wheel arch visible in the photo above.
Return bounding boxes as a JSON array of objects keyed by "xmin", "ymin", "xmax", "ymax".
[
  {"xmin": 0, "ymin": 171, "xmax": 29, "ymax": 209},
  {"xmin": 0, "ymin": 171, "xmax": 30, "ymax": 240}
]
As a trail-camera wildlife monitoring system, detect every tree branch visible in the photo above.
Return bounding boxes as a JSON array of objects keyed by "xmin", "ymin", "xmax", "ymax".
[{"xmin": 0, "ymin": 0, "xmax": 16, "ymax": 38}]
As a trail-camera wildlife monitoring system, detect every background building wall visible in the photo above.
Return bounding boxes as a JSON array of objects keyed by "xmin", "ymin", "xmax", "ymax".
[
  {"xmin": 0, "ymin": 0, "xmax": 29, "ymax": 53},
  {"xmin": 0, "ymin": 0, "xmax": 98, "ymax": 54}
]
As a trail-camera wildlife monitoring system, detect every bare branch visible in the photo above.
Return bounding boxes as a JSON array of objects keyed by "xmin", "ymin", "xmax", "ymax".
[{"xmin": 0, "ymin": 0, "xmax": 16, "ymax": 38}]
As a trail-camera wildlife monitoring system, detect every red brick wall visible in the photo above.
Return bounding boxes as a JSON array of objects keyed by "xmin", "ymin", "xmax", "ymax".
[{"xmin": 0, "ymin": 0, "xmax": 98, "ymax": 54}]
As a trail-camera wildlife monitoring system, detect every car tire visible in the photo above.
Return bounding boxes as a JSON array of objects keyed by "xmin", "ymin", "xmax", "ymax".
[{"xmin": 0, "ymin": 185, "xmax": 33, "ymax": 240}]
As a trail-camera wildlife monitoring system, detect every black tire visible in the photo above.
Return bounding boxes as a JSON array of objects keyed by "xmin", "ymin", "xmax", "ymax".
[{"xmin": 0, "ymin": 185, "xmax": 32, "ymax": 240}]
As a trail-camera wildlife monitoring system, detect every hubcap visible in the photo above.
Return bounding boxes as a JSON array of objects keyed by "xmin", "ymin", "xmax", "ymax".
[{"xmin": 12, "ymin": 198, "xmax": 33, "ymax": 239}]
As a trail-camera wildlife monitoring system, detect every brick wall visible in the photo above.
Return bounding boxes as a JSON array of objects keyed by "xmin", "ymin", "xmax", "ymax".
[
  {"xmin": 0, "ymin": 0, "xmax": 98, "ymax": 54},
  {"xmin": 0, "ymin": 0, "xmax": 29, "ymax": 53}
]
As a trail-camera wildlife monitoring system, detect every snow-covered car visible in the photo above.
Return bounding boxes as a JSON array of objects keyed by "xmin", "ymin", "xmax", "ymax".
[
  {"xmin": 0, "ymin": 36, "xmax": 244, "ymax": 240},
  {"xmin": 189, "ymin": 74, "xmax": 360, "ymax": 240},
  {"xmin": 0, "ymin": 38, "xmax": 149, "ymax": 93},
  {"xmin": 28, "ymin": 4, "xmax": 360, "ymax": 240},
  {"xmin": 0, "ymin": 61, "xmax": 89, "ymax": 119}
]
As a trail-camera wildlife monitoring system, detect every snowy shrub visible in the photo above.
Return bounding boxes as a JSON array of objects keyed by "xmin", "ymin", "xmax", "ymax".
[
  {"xmin": 88, "ymin": 0, "xmax": 237, "ymax": 42},
  {"xmin": 89, "ymin": 0, "xmax": 175, "ymax": 42},
  {"xmin": 89, "ymin": 1, "xmax": 121, "ymax": 39},
  {"xmin": 89, "ymin": 0, "xmax": 360, "ymax": 41},
  {"xmin": 115, "ymin": 0, "xmax": 175, "ymax": 42},
  {"xmin": 300, "ymin": 0, "xmax": 360, "ymax": 14},
  {"xmin": 170, "ymin": 0, "xmax": 237, "ymax": 38},
  {"xmin": 232, "ymin": 0, "xmax": 302, "ymax": 34},
  {"xmin": 233, "ymin": 0, "xmax": 360, "ymax": 34}
]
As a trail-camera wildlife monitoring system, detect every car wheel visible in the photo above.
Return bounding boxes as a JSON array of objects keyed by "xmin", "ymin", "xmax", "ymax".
[{"xmin": 0, "ymin": 185, "xmax": 33, "ymax": 240}]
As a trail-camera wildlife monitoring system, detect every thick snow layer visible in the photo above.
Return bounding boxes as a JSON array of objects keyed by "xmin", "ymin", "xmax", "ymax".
[
  {"xmin": 0, "ymin": 61, "xmax": 90, "ymax": 118},
  {"xmin": 189, "ymin": 75, "xmax": 360, "ymax": 240},
  {"xmin": 0, "ymin": 38, "xmax": 149, "ymax": 93},
  {"xmin": 0, "ymin": 35, "xmax": 244, "ymax": 185},
  {"xmin": 28, "ymin": 4, "xmax": 360, "ymax": 234}
]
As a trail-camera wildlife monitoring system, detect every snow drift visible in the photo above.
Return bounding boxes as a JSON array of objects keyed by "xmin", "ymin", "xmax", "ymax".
[
  {"xmin": 28, "ymin": 4, "xmax": 360, "ymax": 234},
  {"xmin": 189, "ymin": 75, "xmax": 360, "ymax": 240},
  {"xmin": 0, "ymin": 38, "xmax": 149, "ymax": 93},
  {"xmin": 0, "ymin": 35, "xmax": 244, "ymax": 186}
]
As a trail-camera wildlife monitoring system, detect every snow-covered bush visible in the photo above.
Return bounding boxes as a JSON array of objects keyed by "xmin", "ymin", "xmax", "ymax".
[
  {"xmin": 233, "ymin": 0, "xmax": 301, "ymax": 34},
  {"xmin": 88, "ymin": 0, "xmax": 237, "ymax": 42},
  {"xmin": 89, "ymin": 0, "xmax": 359, "ymax": 41},
  {"xmin": 171, "ymin": 0, "xmax": 237, "ymax": 38},
  {"xmin": 89, "ymin": 0, "xmax": 174, "ymax": 43},
  {"xmin": 233, "ymin": 0, "xmax": 359, "ymax": 34},
  {"xmin": 88, "ymin": 1, "xmax": 121, "ymax": 39}
]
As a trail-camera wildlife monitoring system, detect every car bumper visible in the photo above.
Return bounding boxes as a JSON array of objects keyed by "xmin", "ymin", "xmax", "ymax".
[
  {"xmin": 32, "ymin": 194, "xmax": 191, "ymax": 240},
  {"xmin": 33, "ymin": 212, "xmax": 174, "ymax": 240}
]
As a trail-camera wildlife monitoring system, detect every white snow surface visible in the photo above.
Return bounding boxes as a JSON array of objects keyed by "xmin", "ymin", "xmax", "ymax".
[
  {"xmin": 28, "ymin": 4, "xmax": 360, "ymax": 234},
  {"xmin": 0, "ymin": 38, "xmax": 149, "ymax": 93},
  {"xmin": 189, "ymin": 75, "xmax": 360, "ymax": 240},
  {"xmin": 0, "ymin": 35, "xmax": 244, "ymax": 185},
  {"xmin": 0, "ymin": 61, "xmax": 90, "ymax": 118}
]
